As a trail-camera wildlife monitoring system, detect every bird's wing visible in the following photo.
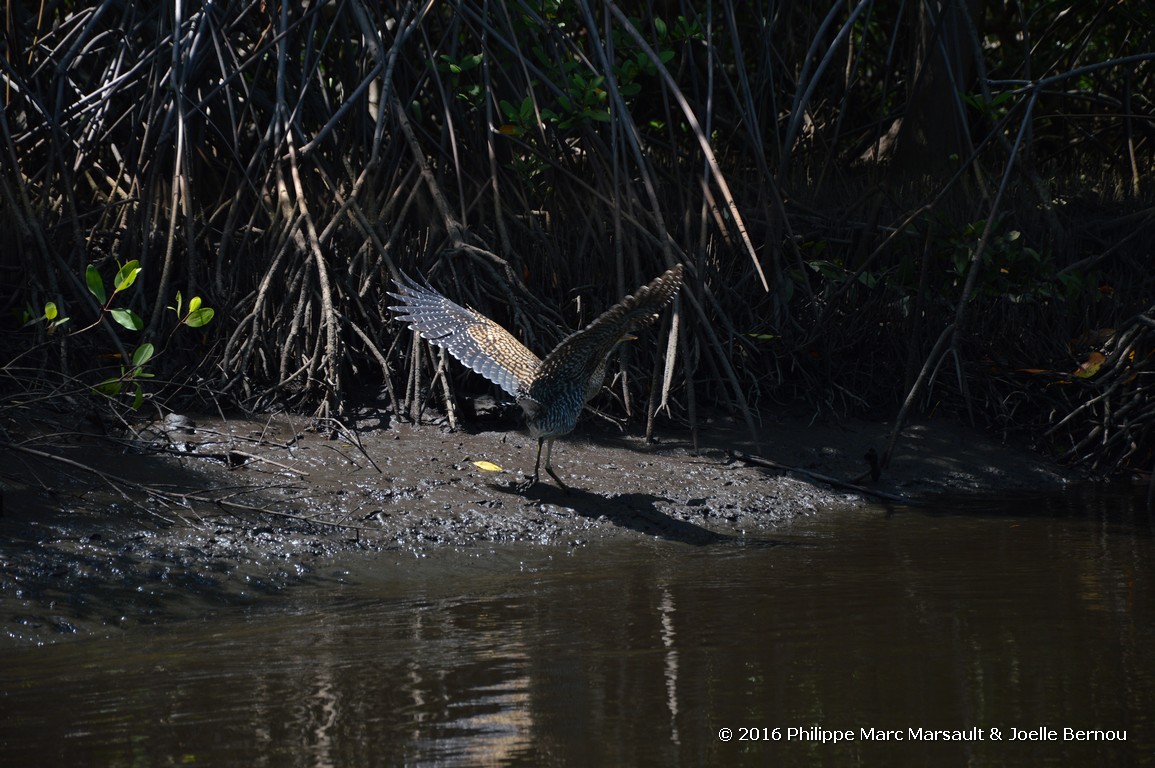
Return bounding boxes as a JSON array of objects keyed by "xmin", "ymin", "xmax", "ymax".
[
  {"xmin": 535, "ymin": 264, "xmax": 684, "ymax": 384},
  {"xmin": 389, "ymin": 274, "xmax": 541, "ymax": 397}
]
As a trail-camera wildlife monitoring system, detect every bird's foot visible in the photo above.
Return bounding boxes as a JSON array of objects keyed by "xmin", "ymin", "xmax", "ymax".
[
  {"xmin": 545, "ymin": 466, "xmax": 571, "ymax": 495},
  {"xmin": 514, "ymin": 473, "xmax": 571, "ymax": 494}
]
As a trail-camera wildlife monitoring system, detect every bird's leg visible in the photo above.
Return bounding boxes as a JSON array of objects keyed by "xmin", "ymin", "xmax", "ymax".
[
  {"xmin": 541, "ymin": 438, "xmax": 570, "ymax": 493},
  {"xmin": 517, "ymin": 437, "xmax": 545, "ymax": 491},
  {"xmin": 516, "ymin": 437, "xmax": 569, "ymax": 493}
]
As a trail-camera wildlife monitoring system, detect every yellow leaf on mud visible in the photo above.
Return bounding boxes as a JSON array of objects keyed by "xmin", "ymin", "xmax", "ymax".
[{"xmin": 472, "ymin": 460, "xmax": 504, "ymax": 472}]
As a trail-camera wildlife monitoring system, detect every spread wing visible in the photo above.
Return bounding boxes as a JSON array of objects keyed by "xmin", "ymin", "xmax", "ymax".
[
  {"xmin": 389, "ymin": 274, "xmax": 541, "ymax": 397},
  {"xmin": 534, "ymin": 264, "xmax": 684, "ymax": 387}
]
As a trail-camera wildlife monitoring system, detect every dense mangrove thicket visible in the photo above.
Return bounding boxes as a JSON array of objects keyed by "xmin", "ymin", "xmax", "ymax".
[{"xmin": 2, "ymin": 1, "xmax": 1153, "ymax": 477}]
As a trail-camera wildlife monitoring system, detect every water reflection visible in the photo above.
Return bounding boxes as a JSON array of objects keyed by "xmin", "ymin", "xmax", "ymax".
[{"xmin": 2, "ymin": 489, "xmax": 1152, "ymax": 766}]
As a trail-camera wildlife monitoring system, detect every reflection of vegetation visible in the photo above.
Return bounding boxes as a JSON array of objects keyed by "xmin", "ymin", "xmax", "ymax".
[{"xmin": 2, "ymin": 2, "xmax": 1152, "ymax": 476}]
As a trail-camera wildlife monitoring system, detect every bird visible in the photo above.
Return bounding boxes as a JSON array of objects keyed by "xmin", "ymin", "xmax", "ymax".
[{"xmin": 389, "ymin": 264, "xmax": 684, "ymax": 491}]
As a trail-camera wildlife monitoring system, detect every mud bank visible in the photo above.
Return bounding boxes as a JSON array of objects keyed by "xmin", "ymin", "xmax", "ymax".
[{"xmin": 0, "ymin": 408, "xmax": 1069, "ymax": 644}]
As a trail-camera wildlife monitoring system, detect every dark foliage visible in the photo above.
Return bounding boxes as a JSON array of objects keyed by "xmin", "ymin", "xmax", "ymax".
[{"xmin": 2, "ymin": 1, "xmax": 1153, "ymax": 475}]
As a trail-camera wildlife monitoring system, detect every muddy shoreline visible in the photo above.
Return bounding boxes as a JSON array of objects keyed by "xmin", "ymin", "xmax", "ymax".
[{"xmin": 0, "ymin": 408, "xmax": 1070, "ymax": 645}]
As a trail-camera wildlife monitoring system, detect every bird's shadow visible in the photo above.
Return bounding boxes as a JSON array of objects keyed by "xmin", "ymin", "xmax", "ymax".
[{"xmin": 492, "ymin": 482, "xmax": 793, "ymax": 548}]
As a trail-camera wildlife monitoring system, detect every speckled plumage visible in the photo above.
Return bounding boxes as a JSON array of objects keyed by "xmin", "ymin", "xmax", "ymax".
[{"xmin": 389, "ymin": 264, "xmax": 684, "ymax": 490}]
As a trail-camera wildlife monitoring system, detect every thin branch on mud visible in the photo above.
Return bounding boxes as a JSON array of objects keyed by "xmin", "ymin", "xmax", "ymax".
[
  {"xmin": 316, "ymin": 417, "xmax": 383, "ymax": 474},
  {"xmin": 0, "ymin": 442, "xmax": 373, "ymax": 534},
  {"xmin": 4, "ymin": 442, "xmax": 181, "ymax": 524},
  {"xmin": 733, "ymin": 451, "xmax": 917, "ymax": 506},
  {"xmin": 881, "ymin": 323, "xmax": 956, "ymax": 470},
  {"xmin": 223, "ymin": 450, "xmax": 309, "ymax": 477}
]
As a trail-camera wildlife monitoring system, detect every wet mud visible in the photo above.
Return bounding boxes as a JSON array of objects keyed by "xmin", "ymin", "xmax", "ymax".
[{"xmin": 0, "ymin": 406, "xmax": 1069, "ymax": 644}]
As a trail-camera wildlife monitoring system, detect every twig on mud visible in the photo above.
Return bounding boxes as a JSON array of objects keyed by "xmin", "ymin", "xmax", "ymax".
[
  {"xmin": 1, "ymin": 441, "xmax": 376, "ymax": 534},
  {"xmin": 733, "ymin": 451, "xmax": 918, "ymax": 506},
  {"xmin": 882, "ymin": 323, "xmax": 956, "ymax": 470},
  {"xmin": 224, "ymin": 449, "xmax": 309, "ymax": 477},
  {"xmin": 4, "ymin": 442, "xmax": 182, "ymax": 524},
  {"xmin": 317, "ymin": 417, "xmax": 383, "ymax": 473},
  {"xmin": 189, "ymin": 426, "xmax": 300, "ymax": 450},
  {"xmin": 187, "ymin": 489, "xmax": 376, "ymax": 534}
]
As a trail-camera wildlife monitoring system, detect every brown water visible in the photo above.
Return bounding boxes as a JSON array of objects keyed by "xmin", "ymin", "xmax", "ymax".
[{"xmin": 2, "ymin": 489, "xmax": 1152, "ymax": 767}]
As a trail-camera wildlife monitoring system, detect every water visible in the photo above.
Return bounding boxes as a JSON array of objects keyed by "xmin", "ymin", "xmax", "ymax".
[{"xmin": 2, "ymin": 489, "xmax": 1152, "ymax": 766}]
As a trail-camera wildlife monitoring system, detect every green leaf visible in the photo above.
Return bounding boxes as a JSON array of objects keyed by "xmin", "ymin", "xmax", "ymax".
[
  {"xmin": 807, "ymin": 259, "xmax": 844, "ymax": 281},
  {"xmin": 185, "ymin": 307, "xmax": 215, "ymax": 328},
  {"xmin": 132, "ymin": 343, "xmax": 155, "ymax": 367},
  {"xmin": 952, "ymin": 250, "xmax": 971, "ymax": 277},
  {"xmin": 111, "ymin": 308, "xmax": 144, "ymax": 330},
  {"xmin": 44, "ymin": 302, "xmax": 58, "ymax": 321},
  {"xmin": 86, "ymin": 265, "xmax": 107, "ymax": 304},
  {"xmin": 1057, "ymin": 271, "xmax": 1084, "ymax": 296},
  {"xmin": 132, "ymin": 382, "xmax": 144, "ymax": 410},
  {"xmin": 95, "ymin": 378, "xmax": 122, "ymax": 397},
  {"xmin": 114, "ymin": 260, "xmax": 141, "ymax": 292},
  {"xmin": 188, "ymin": 295, "xmax": 201, "ymax": 313},
  {"xmin": 172, "ymin": 290, "xmax": 183, "ymax": 317}
]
